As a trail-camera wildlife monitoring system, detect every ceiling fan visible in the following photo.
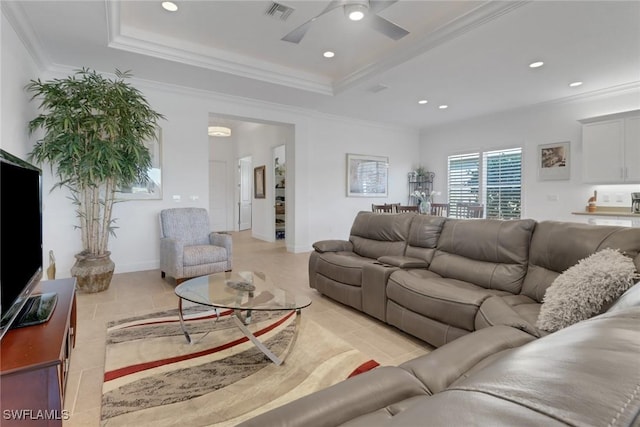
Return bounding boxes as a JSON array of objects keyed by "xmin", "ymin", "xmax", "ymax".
[{"xmin": 281, "ymin": 0, "xmax": 410, "ymax": 44}]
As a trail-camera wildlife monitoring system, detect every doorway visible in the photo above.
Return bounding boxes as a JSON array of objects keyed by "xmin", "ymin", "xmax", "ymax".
[{"xmin": 238, "ymin": 156, "xmax": 252, "ymax": 231}]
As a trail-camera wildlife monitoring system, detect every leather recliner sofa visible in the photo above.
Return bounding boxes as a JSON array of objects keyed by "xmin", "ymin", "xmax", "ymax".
[
  {"xmin": 308, "ymin": 212, "xmax": 640, "ymax": 347},
  {"xmin": 239, "ymin": 283, "xmax": 640, "ymax": 426}
]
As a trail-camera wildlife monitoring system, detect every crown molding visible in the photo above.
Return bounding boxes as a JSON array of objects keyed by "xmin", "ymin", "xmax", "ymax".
[
  {"xmin": 105, "ymin": 1, "xmax": 333, "ymax": 96},
  {"xmin": 333, "ymin": 1, "xmax": 531, "ymax": 94},
  {"xmin": 1, "ymin": 1, "xmax": 49, "ymax": 72},
  {"xmin": 539, "ymin": 81, "xmax": 640, "ymax": 107},
  {"xmin": 45, "ymin": 62, "xmax": 414, "ymax": 134},
  {"xmin": 421, "ymin": 81, "xmax": 640, "ymax": 133}
]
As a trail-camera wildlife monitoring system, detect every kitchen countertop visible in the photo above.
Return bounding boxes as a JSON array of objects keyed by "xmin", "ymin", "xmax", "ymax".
[{"xmin": 571, "ymin": 207, "xmax": 639, "ymax": 217}]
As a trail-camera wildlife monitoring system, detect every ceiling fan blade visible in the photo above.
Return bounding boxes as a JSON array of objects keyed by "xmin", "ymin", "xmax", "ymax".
[
  {"xmin": 369, "ymin": 0, "xmax": 399, "ymax": 14},
  {"xmin": 369, "ymin": 14, "xmax": 409, "ymax": 40},
  {"xmin": 281, "ymin": 0, "xmax": 343, "ymax": 44}
]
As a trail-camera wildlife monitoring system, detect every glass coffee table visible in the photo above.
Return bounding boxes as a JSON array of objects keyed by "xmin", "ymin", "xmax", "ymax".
[{"xmin": 174, "ymin": 271, "xmax": 312, "ymax": 366}]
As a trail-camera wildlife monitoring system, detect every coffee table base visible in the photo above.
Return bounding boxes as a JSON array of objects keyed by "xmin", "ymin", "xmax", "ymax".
[{"xmin": 177, "ymin": 299, "xmax": 302, "ymax": 366}]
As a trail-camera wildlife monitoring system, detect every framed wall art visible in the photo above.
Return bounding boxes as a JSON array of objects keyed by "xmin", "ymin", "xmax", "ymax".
[
  {"xmin": 538, "ymin": 141, "xmax": 570, "ymax": 181},
  {"xmin": 254, "ymin": 165, "xmax": 266, "ymax": 199},
  {"xmin": 347, "ymin": 153, "xmax": 389, "ymax": 197},
  {"xmin": 116, "ymin": 127, "xmax": 163, "ymax": 200}
]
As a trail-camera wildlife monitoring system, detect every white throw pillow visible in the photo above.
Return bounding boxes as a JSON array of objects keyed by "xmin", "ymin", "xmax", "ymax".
[{"xmin": 536, "ymin": 248, "xmax": 638, "ymax": 332}]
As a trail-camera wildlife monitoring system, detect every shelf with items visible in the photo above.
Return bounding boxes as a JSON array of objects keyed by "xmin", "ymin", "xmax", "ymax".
[
  {"xmin": 407, "ymin": 171, "xmax": 435, "ymax": 205},
  {"xmin": 275, "ymin": 186, "xmax": 285, "ymax": 239}
]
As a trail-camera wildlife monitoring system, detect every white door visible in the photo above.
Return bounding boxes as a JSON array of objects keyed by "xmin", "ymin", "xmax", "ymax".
[
  {"xmin": 209, "ymin": 160, "xmax": 227, "ymax": 231},
  {"xmin": 238, "ymin": 157, "xmax": 252, "ymax": 231}
]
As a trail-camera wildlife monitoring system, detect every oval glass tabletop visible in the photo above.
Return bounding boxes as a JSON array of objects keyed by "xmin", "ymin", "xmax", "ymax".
[{"xmin": 175, "ymin": 270, "xmax": 312, "ymax": 311}]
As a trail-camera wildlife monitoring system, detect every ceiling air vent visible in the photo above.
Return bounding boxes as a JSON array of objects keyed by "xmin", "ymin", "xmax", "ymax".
[
  {"xmin": 369, "ymin": 84, "xmax": 389, "ymax": 94},
  {"xmin": 265, "ymin": 2, "xmax": 294, "ymax": 21}
]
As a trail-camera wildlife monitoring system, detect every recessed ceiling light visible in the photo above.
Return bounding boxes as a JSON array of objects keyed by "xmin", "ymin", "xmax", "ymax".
[
  {"xmin": 345, "ymin": 4, "xmax": 367, "ymax": 21},
  {"xmin": 569, "ymin": 81, "xmax": 583, "ymax": 87},
  {"xmin": 529, "ymin": 61, "xmax": 544, "ymax": 68},
  {"xmin": 208, "ymin": 126, "xmax": 231, "ymax": 137},
  {"xmin": 323, "ymin": 51, "xmax": 335, "ymax": 58},
  {"xmin": 438, "ymin": 105, "xmax": 448, "ymax": 109},
  {"xmin": 162, "ymin": 1, "xmax": 178, "ymax": 12},
  {"xmin": 418, "ymin": 100, "xmax": 428, "ymax": 105}
]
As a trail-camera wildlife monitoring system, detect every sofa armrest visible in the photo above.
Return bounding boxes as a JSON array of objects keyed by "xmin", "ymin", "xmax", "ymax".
[
  {"xmin": 160, "ymin": 237, "xmax": 184, "ymax": 276},
  {"xmin": 377, "ymin": 255, "xmax": 429, "ymax": 269},
  {"xmin": 209, "ymin": 232, "xmax": 233, "ymax": 270},
  {"xmin": 312, "ymin": 239, "xmax": 353, "ymax": 253},
  {"xmin": 400, "ymin": 325, "xmax": 536, "ymax": 394},
  {"xmin": 237, "ymin": 366, "xmax": 429, "ymax": 427}
]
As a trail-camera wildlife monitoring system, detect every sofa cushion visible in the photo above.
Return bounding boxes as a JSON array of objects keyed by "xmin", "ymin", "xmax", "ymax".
[
  {"xmin": 403, "ymin": 215, "xmax": 447, "ymax": 266},
  {"xmin": 475, "ymin": 295, "xmax": 540, "ymax": 337},
  {"xmin": 183, "ymin": 245, "xmax": 228, "ymax": 266},
  {"xmin": 348, "ymin": 212, "xmax": 414, "ymax": 259},
  {"xmin": 429, "ymin": 219, "xmax": 535, "ymax": 294},
  {"xmin": 536, "ymin": 248, "xmax": 637, "ymax": 332},
  {"xmin": 521, "ymin": 221, "xmax": 640, "ymax": 302},
  {"xmin": 387, "ymin": 270, "xmax": 508, "ymax": 331}
]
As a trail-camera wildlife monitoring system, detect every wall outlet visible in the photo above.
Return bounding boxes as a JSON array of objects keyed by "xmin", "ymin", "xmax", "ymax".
[
  {"xmin": 615, "ymin": 193, "xmax": 624, "ymax": 203},
  {"xmin": 602, "ymin": 193, "xmax": 610, "ymax": 202},
  {"xmin": 547, "ymin": 194, "xmax": 559, "ymax": 201},
  {"xmin": 190, "ymin": 195, "xmax": 199, "ymax": 201},
  {"xmin": 172, "ymin": 195, "xmax": 181, "ymax": 202}
]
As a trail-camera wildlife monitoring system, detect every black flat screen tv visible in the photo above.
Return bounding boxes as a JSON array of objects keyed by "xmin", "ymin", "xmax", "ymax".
[{"xmin": 0, "ymin": 149, "xmax": 45, "ymax": 340}]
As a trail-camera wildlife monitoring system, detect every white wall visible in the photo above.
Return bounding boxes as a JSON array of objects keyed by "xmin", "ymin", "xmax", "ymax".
[
  {"xmin": 421, "ymin": 90, "xmax": 640, "ymax": 223},
  {"xmin": 1, "ymin": 12, "xmax": 41, "ymax": 158}
]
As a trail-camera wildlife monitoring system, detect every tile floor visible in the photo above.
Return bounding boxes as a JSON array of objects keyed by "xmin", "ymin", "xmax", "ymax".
[{"xmin": 63, "ymin": 231, "xmax": 432, "ymax": 426}]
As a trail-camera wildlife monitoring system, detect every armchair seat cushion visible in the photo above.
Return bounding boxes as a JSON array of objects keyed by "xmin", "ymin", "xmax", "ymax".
[
  {"xmin": 183, "ymin": 245, "xmax": 228, "ymax": 266},
  {"xmin": 388, "ymin": 270, "xmax": 508, "ymax": 331}
]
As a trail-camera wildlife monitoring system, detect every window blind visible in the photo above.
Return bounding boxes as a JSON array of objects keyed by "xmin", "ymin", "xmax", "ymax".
[
  {"xmin": 483, "ymin": 148, "xmax": 522, "ymax": 219},
  {"xmin": 448, "ymin": 153, "xmax": 480, "ymax": 218}
]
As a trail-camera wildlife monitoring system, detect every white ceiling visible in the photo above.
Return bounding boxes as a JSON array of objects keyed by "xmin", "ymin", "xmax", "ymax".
[{"xmin": 4, "ymin": 1, "xmax": 640, "ymax": 130}]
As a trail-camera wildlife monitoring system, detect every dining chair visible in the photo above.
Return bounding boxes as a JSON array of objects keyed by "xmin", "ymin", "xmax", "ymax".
[
  {"xmin": 430, "ymin": 203, "xmax": 449, "ymax": 217},
  {"xmin": 396, "ymin": 205, "xmax": 419, "ymax": 213},
  {"xmin": 371, "ymin": 203, "xmax": 399, "ymax": 213}
]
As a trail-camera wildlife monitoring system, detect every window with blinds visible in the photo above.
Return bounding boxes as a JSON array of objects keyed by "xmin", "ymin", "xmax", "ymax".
[
  {"xmin": 483, "ymin": 148, "xmax": 522, "ymax": 220},
  {"xmin": 447, "ymin": 148, "xmax": 522, "ymax": 219},
  {"xmin": 448, "ymin": 153, "xmax": 480, "ymax": 218}
]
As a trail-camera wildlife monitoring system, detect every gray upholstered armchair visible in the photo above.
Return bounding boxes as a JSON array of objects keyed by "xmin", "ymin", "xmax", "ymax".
[{"xmin": 159, "ymin": 208, "xmax": 232, "ymax": 283}]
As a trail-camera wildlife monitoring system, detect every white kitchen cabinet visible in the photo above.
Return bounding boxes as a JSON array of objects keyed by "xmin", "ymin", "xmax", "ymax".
[{"xmin": 580, "ymin": 110, "xmax": 640, "ymax": 184}]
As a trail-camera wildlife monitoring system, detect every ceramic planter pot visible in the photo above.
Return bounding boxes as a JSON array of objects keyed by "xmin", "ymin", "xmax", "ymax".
[{"xmin": 71, "ymin": 252, "xmax": 115, "ymax": 293}]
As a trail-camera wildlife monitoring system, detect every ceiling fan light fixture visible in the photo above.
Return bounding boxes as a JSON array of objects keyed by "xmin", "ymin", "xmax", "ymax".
[
  {"xmin": 161, "ymin": 1, "xmax": 178, "ymax": 12},
  {"xmin": 208, "ymin": 126, "xmax": 231, "ymax": 137},
  {"xmin": 345, "ymin": 3, "xmax": 368, "ymax": 21}
]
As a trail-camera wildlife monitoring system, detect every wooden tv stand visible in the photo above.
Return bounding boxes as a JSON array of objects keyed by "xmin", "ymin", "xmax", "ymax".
[{"xmin": 0, "ymin": 278, "xmax": 76, "ymax": 426}]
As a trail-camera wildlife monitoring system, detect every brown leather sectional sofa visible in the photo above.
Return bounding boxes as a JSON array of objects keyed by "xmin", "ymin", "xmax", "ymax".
[
  {"xmin": 308, "ymin": 212, "xmax": 640, "ymax": 347},
  {"xmin": 240, "ymin": 284, "xmax": 640, "ymax": 426},
  {"xmin": 239, "ymin": 213, "xmax": 640, "ymax": 426}
]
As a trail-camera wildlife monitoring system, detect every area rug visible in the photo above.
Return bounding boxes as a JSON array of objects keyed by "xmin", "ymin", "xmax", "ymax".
[{"xmin": 101, "ymin": 307, "xmax": 379, "ymax": 426}]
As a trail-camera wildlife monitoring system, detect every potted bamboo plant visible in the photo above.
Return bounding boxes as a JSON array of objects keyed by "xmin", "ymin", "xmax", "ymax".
[{"xmin": 27, "ymin": 68, "xmax": 164, "ymax": 293}]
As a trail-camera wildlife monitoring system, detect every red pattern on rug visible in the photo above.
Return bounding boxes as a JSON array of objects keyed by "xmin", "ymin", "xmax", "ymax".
[
  {"xmin": 347, "ymin": 359, "xmax": 380, "ymax": 378},
  {"xmin": 104, "ymin": 310, "xmax": 295, "ymax": 382}
]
